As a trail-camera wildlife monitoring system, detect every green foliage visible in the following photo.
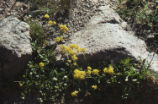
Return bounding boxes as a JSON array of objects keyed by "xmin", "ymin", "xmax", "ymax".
[
  {"xmin": 117, "ymin": 0, "xmax": 158, "ymax": 37},
  {"xmin": 28, "ymin": 0, "xmax": 73, "ymax": 14},
  {"xmin": 70, "ymin": 58, "xmax": 149, "ymax": 104},
  {"xmin": 30, "ymin": 22, "xmax": 44, "ymax": 41},
  {"xmin": 20, "ymin": 38, "xmax": 68, "ymax": 103},
  {"xmin": 24, "ymin": 18, "xmax": 44, "ymax": 42},
  {"xmin": 21, "ymin": 44, "xmax": 69, "ymax": 103}
]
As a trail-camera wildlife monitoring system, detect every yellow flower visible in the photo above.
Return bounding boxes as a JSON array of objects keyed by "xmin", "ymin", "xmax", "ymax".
[
  {"xmin": 73, "ymin": 69, "xmax": 86, "ymax": 80},
  {"xmin": 52, "ymin": 21, "xmax": 56, "ymax": 25},
  {"xmin": 56, "ymin": 37, "xmax": 61, "ymax": 42},
  {"xmin": 48, "ymin": 21, "xmax": 56, "ymax": 25},
  {"xmin": 71, "ymin": 90, "xmax": 78, "ymax": 97},
  {"xmin": 87, "ymin": 66, "xmax": 92, "ymax": 70},
  {"xmin": 71, "ymin": 55, "xmax": 78, "ymax": 61},
  {"xmin": 56, "ymin": 36, "xmax": 63, "ymax": 42},
  {"xmin": 44, "ymin": 14, "xmax": 49, "ymax": 19},
  {"xmin": 48, "ymin": 20, "xmax": 53, "ymax": 25},
  {"xmin": 91, "ymin": 85, "xmax": 97, "ymax": 90},
  {"xmin": 74, "ymin": 45, "xmax": 79, "ymax": 49},
  {"xmin": 60, "ymin": 45, "xmax": 66, "ymax": 53},
  {"xmin": 69, "ymin": 44, "xmax": 75, "ymax": 48},
  {"xmin": 44, "ymin": 40, "xmax": 49, "ymax": 45},
  {"xmin": 103, "ymin": 67, "xmax": 108, "ymax": 73},
  {"xmin": 77, "ymin": 49, "xmax": 81, "ymax": 52},
  {"xmin": 60, "ymin": 45, "xmax": 65, "ymax": 49},
  {"xmin": 108, "ymin": 65, "xmax": 114, "ymax": 74},
  {"xmin": 73, "ymin": 73, "xmax": 79, "ymax": 79},
  {"xmin": 79, "ymin": 71, "xmax": 86, "ymax": 80},
  {"xmin": 39, "ymin": 62, "xmax": 45, "ymax": 67},
  {"xmin": 156, "ymin": 6, "xmax": 158, "ymax": 9},
  {"xmin": 86, "ymin": 70, "xmax": 91, "ymax": 76},
  {"xmin": 18, "ymin": 82, "xmax": 24, "ymax": 87},
  {"xmin": 59, "ymin": 24, "xmax": 69, "ymax": 33},
  {"xmin": 103, "ymin": 65, "xmax": 114, "ymax": 75},
  {"xmin": 61, "ymin": 45, "xmax": 70, "ymax": 53},
  {"xmin": 74, "ymin": 69, "xmax": 80, "ymax": 74},
  {"xmin": 73, "ymin": 62, "xmax": 78, "ymax": 66},
  {"xmin": 67, "ymin": 60, "xmax": 72, "ymax": 63},
  {"xmin": 68, "ymin": 49, "xmax": 76, "ymax": 55},
  {"xmin": 69, "ymin": 44, "xmax": 79, "ymax": 49},
  {"xmin": 80, "ymin": 48, "xmax": 86, "ymax": 52},
  {"xmin": 92, "ymin": 69, "xmax": 99, "ymax": 75}
]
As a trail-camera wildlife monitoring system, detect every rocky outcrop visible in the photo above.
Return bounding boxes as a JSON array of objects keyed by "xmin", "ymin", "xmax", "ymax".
[
  {"xmin": 65, "ymin": 4, "xmax": 158, "ymax": 71},
  {"xmin": 0, "ymin": 16, "xmax": 32, "ymax": 78}
]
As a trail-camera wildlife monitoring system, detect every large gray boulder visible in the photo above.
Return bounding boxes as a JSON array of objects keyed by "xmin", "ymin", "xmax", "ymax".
[
  {"xmin": 65, "ymin": 5, "xmax": 158, "ymax": 71},
  {"xmin": 0, "ymin": 16, "xmax": 32, "ymax": 78}
]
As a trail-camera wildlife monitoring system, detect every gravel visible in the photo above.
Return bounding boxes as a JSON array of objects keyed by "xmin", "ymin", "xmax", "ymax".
[{"xmin": 65, "ymin": 0, "xmax": 117, "ymax": 34}]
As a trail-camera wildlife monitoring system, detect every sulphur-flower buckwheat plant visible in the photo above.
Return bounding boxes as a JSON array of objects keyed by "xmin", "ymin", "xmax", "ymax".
[{"xmin": 19, "ymin": 12, "xmax": 149, "ymax": 104}]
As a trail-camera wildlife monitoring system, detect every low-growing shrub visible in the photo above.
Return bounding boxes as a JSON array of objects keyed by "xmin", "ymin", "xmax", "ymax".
[
  {"xmin": 117, "ymin": 0, "xmax": 158, "ymax": 38},
  {"xmin": 17, "ymin": 13, "xmax": 154, "ymax": 104}
]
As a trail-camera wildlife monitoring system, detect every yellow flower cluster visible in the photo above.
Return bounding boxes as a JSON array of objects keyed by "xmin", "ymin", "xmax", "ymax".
[
  {"xmin": 43, "ymin": 14, "xmax": 64, "ymax": 44},
  {"xmin": 39, "ymin": 62, "xmax": 45, "ymax": 67},
  {"xmin": 73, "ymin": 69, "xmax": 86, "ymax": 80},
  {"xmin": 44, "ymin": 14, "xmax": 49, "ymax": 19},
  {"xmin": 59, "ymin": 24, "xmax": 69, "ymax": 33},
  {"xmin": 71, "ymin": 90, "xmax": 78, "ymax": 97},
  {"xmin": 103, "ymin": 65, "xmax": 114, "ymax": 75},
  {"xmin": 60, "ymin": 44, "xmax": 86, "ymax": 54},
  {"xmin": 87, "ymin": 66, "xmax": 92, "ymax": 70},
  {"xmin": 86, "ymin": 66, "xmax": 92, "ymax": 76},
  {"xmin": 86, "ymin": 70, "xmax": 91, "ymax": 76},
  {"xmin": 91, "ymin": 85, "xmax": 97, "ymax": 90},
  {"xmin": 56, "ymin": 36, "xmax": 63, "ymax": 43},
  {"xmin": 92, "ymin": 69, "xmax": 99, "ymax": 75},
  {"xmin": 77, "ymin": 48, "xmax": 86, "ymax": 53},
  {"xmin": 69, "ymin": 44, "xmax": 79, "ymax": 49},
  {"xmin": 71, "ymin": 55, "xmax": 78, "ymax": 61},
  {"xmin": 60, "ymin": 44, "xmax": 86, "ymax": 63},
  {"xmin": 48, "ymin": 20, "xmax": 56, "ymax": 26}
]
